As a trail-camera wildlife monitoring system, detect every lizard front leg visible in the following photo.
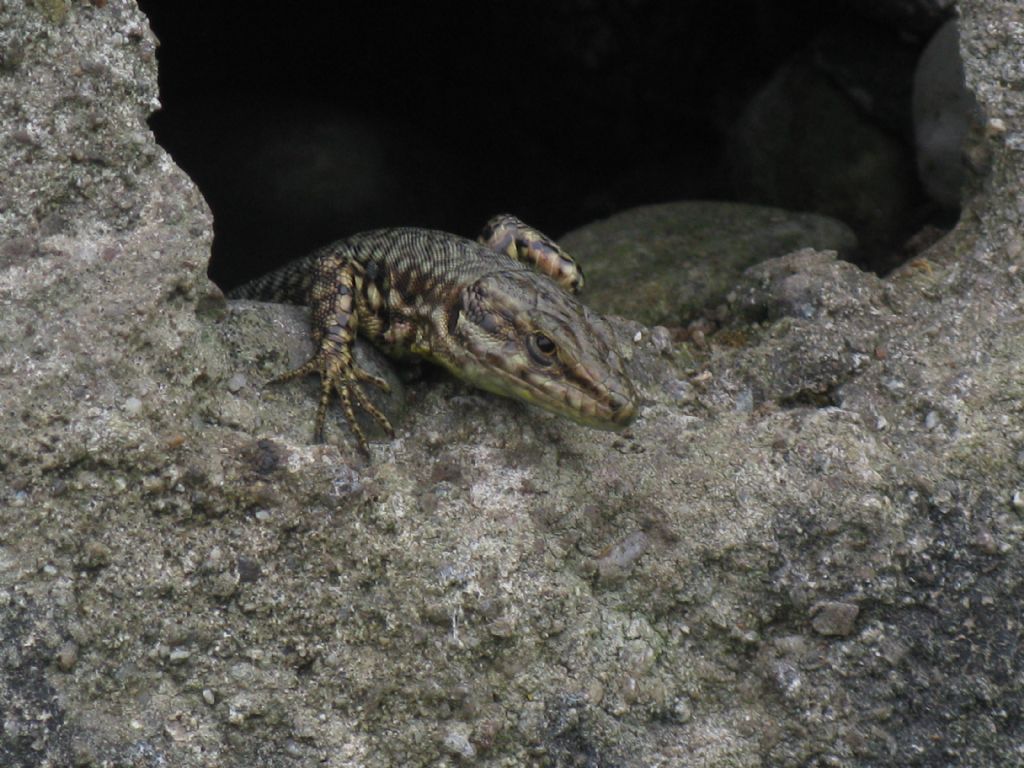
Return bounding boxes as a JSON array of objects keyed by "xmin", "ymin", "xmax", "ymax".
[{"xmin": 270, "ymin": 253, "xmax": 394, "ymax": 454}]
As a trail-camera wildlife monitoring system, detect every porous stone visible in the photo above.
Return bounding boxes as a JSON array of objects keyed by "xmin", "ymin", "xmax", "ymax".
[{"xmin": 1, "ymin": 1, "xmax": 1023, "ymax": 766}]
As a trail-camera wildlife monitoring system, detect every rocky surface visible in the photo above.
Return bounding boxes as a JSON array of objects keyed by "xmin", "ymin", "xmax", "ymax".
[
  {"xmin": 559, "ymin": 201, "xmax": 856, "ymax": 327},
  {"xmin": 2, "ymin": 2, "xmax": 1024, "ymax": 767}
]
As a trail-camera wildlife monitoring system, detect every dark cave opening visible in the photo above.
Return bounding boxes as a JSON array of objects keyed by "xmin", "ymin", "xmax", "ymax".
[{"xmin": 138, "ymin": 2, "xmax": 962, "ymax": 293}]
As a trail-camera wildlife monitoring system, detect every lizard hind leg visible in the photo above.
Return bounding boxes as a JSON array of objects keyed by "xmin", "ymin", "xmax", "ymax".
[{"xmin": 478, "ymin": 213, "xmax": 585, "ymax": 294}]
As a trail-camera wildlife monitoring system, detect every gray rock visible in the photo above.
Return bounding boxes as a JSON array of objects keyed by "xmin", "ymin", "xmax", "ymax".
[
  {"xmin": 838, "ymin": 0, "xmax": 957, "ymax": 35},
  {"xmin": 811, "ymin": 601, "xmax": 861, "ymax": 636},
  {"xmin": 913, "ymin": 19, "xmax": 979, "ymax": 209},
  {"xmin": 718, "ymin": 249, "xmax": 888, "ymax": 408},
  {"xmin": 807, "ymin": 21, "xmax": 923, "ymax": 145},
  {"xmin": 727, "ymin": 248, "xmax": 885, "ymax": 323},
  {"xmin": 730, "ymin": 52, "xmax": 918, "ymax": 262},
  {"xmin": 1, "ymin": 1, "xmax": 1024, "ymax": 766},
  {"xmin": 561, "ymin": 201, "xmax": 857, "ymax": 326}
]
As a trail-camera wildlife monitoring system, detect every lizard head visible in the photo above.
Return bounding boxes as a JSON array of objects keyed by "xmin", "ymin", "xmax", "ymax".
[{"xmin": 439, "ymin": 270, "xmax": 639, "ymax": 430}]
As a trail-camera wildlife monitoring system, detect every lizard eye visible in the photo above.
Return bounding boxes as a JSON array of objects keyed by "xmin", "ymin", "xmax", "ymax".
[{"xmin": 528, "ymin": 332, "xmax": 557, "ymax": 365}]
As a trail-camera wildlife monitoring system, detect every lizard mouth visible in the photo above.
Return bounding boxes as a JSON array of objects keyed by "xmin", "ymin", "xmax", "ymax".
[
  {"xmin": 603, "ymin": 389, "xmax": 638, "ymax": 427},
  {"xmin": 472, "ymin": 363, "xmax": 638, "ymax": 431},
  {"xmin": 557, "ymin": 382, "xmax": 638, "ymax": 430}
]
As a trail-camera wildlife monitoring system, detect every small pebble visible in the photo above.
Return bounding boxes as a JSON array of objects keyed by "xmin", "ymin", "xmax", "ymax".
[
  {"xmin": 205, "ymin": 546, "xmax": 225, "ymax": 569},
  {"xmin": 810, "ymin": 601, "xmax": 859, "ymax": 636},
  {"xmin": 164, "ymin": 720, "xmax": 188, "ymax": 743},
  {"xmin": 56, "ymin": 642, "xmax": 78, "ymax": 671},
  {"xmin": 82, "ymin": 540, "xmax": 112, "ymax": 568},
  {"xmin": 236, "ymin": 556, "xmax": 261, "ymax": 584},
  {"xmin": 924, "ymin": 411, "xmax": 940, "ymax": 430},
  {"xmin": 882, "ymin": 378, "xmax": 905, "ymax": 394},
  {"xmin": 226, "ymin": 373, "xmax": 247, "ymax": 393},
  {"xmin": 209, "ymin": 572, "xmax": 238, "ymax": 598},
  {"xmin": 662, "ymin": 378, "xmax": 694, "ymax": 404},
  {"xmin": 602, "ymin": 531, "xmax": 650, "ymax": 569},
  {"xmin": 650, "ymin": 325, "xmax": 672, "ymax": 355},
  {"xmin": 123, "ymin": 396, "xmax": 143, "ymax": 416},
  {"xmin": 596, "ymin": 531, "xmax": 650, "ymax": 583},
  {"xmin": 443, "ymin": 728, "xmax": 476, "ymax": 759},
  {"xmin": 487, "ymin": 616, "xmax": 515, "ymax": 638},
  {"xmin": 671, "ymin": 696, "xmax": 693, "ymax": 723},
  {"xmin": 973, "ymin": 530, "xmax": 1000, "ymax": 555},
  {"xmin": 1007, "ymin": 237, "xmax": 1023, "ymax": 260},
  {"xmin": 734, "ymin": 388, "xmax": 755, "ymax": 413}
]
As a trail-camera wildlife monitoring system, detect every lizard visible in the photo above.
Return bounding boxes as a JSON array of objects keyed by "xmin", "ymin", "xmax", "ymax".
[{"xmin": 227, "ymin": 214, "xmax": 639, "ymax": 454}]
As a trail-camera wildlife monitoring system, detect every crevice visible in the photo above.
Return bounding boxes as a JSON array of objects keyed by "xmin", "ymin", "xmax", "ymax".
[{"xmin": 137, "ymin": 2, "xmax": 968, "ymax": 290}]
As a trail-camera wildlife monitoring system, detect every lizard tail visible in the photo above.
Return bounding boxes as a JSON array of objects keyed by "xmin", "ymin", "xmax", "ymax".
[{"xmin": 226, "ymin": 254, "xmax": 319, "ymax": 304}]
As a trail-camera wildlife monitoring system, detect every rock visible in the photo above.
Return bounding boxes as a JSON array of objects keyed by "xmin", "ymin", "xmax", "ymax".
[
  {"xmin": 840, "ymin": 0, "xmax": 957, "ymax": 35},
  {"xmin": 595, "ymin": 530, "xmax": 651, "ymax": 584},
  {"xmin": 806, "ymin": 20, "xmax": 923, "ymax": 145},
  {"xmin": 55, "ymin": 642, "xmax": 78, "ymax": 672},
  {"xmin": 2, "ymin": 1, "xmax": 1024, "ymax": 766},
  {"xmin": 442, "ymin": 726, "xmax": 476, "ymax": 759},
  {"xmin": 225, "ymin": 372, "xmax": 247, "ymax": 393},
  {"xmin": 811, "ymin": 601, "xmax": 861, "ymax": 636},
  {"xmin": 718, "ymin": 249, "xmax": 886, "ymax": 407},
  {"xmin": 727, "ymin": 248, "xmax": 885, "ymax": 322},
  {"xmin": 913, "ymin": 19, "xmax": 979, "ymax": 209},
  {"xmin": 730, "ymin": 48, "xmax": 920, "ymax": 266},
  {"xmin": 560, "ymin": 201, "xmax": 856, "ymax": 326}
]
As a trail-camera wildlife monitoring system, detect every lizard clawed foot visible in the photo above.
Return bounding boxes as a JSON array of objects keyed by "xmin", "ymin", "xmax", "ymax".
[{"xmin": 269, "ymin": 350, "xmax": 394, "ymax": 455}]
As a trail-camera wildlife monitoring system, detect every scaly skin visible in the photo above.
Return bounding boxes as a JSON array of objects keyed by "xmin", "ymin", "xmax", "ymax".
[{"xmin": 228, "ymin": 215, "xmax": 638, "ymax": 453}]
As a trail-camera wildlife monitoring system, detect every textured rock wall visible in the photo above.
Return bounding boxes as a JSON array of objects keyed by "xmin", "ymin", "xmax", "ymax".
[{"xmin": 1, "ymin": 1, "xmax": 1023, "ymax": 766}]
